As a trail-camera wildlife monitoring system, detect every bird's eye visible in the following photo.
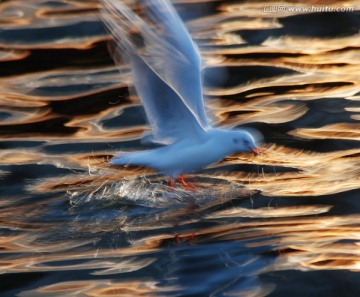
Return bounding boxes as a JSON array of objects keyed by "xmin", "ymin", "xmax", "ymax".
[{"xmin": 232, "ymin": 138, "xmax": 240, "ymax": 144}]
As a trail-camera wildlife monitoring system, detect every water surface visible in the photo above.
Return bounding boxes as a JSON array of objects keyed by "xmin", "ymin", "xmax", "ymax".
[{"xmin": 0, "ymin": 1, "xmax": 359, "ymax": 296}]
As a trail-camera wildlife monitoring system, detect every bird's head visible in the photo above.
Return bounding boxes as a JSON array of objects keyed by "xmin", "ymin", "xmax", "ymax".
[{"xmin": 230, "ymin": 129, "xmax": 262, "ymax": 155}]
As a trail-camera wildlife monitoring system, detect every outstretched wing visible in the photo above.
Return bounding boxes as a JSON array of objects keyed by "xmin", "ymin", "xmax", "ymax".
[{"xmin": 101, "ymin": 0, "xmax": 210, "ymax": 143}]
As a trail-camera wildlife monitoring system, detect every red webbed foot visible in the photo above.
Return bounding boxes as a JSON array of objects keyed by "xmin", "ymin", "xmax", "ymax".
[
  {"xmin": 167, "ymin": 175, "xmax": 198, "ymax": 191},
  {"xmin": 177, "ymin": 175, "xmax": 198, "ymax": 191}
]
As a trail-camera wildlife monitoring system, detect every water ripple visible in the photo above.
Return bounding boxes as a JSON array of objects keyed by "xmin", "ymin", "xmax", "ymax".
[{"xmin": 0, "ymin": 0, "xmax": 359, "ymax": 296}]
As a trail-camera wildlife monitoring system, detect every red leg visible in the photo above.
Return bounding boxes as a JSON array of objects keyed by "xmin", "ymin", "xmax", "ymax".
[
  {"xmin": 168, "ymin": 178, "xmax": 174, "ymax": 189},
  {"xmin": 177, "ymin": 175, "xmax": 197, "ymax": 191}
]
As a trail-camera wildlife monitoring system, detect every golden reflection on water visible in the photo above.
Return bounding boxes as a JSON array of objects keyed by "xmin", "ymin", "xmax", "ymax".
[
  {"xmin": 0, "ymin": 0, "xmax": 360, "ymax": 296},
  {"xmin": 20, "ymin": 279, "xmax": 174, "ymax": 297}
]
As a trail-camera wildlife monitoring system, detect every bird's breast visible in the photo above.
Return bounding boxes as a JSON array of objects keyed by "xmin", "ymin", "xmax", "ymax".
[{"xmin": 155, "ymin": 138, "xmax": 229, "ymax": 176}]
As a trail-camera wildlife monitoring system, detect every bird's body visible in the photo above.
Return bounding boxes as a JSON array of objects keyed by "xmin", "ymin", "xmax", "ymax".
[
  {"xmin": 111, "ymin": 128, "xmax": 258, "ymax": 178},
  {"xmin": 101, "ymin": 0, "xmax": 261, "ymax": 182}
]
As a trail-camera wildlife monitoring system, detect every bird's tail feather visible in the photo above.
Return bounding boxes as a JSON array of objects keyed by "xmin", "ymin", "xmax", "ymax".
[
  {"xmin": 109, "ymin": 152, "xmax": 131, "ymax": 166},
  {"xmin": 109, "ymin": 152, "xmax": 147, "ymax": 167}
]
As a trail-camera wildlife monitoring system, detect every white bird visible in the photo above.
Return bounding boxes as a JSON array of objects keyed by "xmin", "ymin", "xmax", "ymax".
[{"xmin": 101, "ymin": 0, "xmax": 261, "ymax": 189}]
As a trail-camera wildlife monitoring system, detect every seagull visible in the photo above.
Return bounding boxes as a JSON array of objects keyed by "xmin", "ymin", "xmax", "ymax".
[{"xmin": 101, "ymin": 0, "xmax": 261, "ymax": 189}]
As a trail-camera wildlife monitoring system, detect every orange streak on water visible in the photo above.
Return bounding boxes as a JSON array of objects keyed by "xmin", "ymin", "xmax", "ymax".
[{"xmin": 0, "ymin": 0, "xmax": 359, "ymax": 296}]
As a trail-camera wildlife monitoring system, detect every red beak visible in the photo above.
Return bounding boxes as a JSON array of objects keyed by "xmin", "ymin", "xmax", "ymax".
[{"xmin": 251, "ymin": 147, "xmax": 260, "ymax": 155}]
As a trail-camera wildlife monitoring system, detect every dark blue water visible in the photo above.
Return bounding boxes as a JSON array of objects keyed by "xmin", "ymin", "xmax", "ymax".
[{"xmin": 0, "ymin": 1, "xmax": 360, "ymax": 296}]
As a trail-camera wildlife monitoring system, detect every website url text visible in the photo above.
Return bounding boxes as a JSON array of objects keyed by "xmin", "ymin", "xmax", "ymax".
[{"xmin": 262, "ymin": 5, "xmax": 354, "ymax": 13}]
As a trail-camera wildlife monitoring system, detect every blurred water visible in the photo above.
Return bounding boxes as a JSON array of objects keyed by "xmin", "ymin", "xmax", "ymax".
[{"xmin": 0, "ymin": 1, "xmax": 360, "ymax": 296}]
